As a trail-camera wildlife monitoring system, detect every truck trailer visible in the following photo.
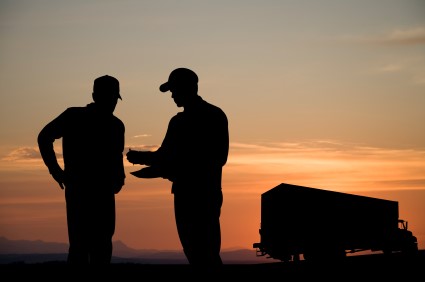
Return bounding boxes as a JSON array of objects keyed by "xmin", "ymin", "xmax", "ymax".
[{"xmin": 253, "ymin": 183, "xmax": 418, "ymax": 262}]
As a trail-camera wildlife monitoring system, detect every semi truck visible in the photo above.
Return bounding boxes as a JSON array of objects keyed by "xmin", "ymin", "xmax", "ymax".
[{"xmin": 253, "ymin": 183, "xmax": 418, "ymax": 262}]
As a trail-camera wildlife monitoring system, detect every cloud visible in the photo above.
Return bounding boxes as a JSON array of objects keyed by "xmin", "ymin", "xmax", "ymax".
[
  {"xmin": 373, "ymin": 179, "xmax": 425, "ymax": 189},
  {"xmin": 133, "ymin": 134, "xmax": 152, "ymax": 138},
  {"xmin": 369, "ymin": 56, "xmax": 425, "ymax": 85},
  {"xmin": 412, "ymin": 73, "xmax": 425, "ymax": 85},
  {"xmin": 230, "ymin": 140, "xmax": 374, "ymax": 157},
  {"xmin": 2, "ymin": 147, "xmax": 46, "ymax": 161},
  {"xmin": 3, "ymin": 141, "xmax": 425, "ymax": 193},
  {"xmin": 1, "ymin": 145, "xmax": 161, "ymax": 168},
  {"xmin": 226, "ymin": 140, "xmax": 425, "ymax": 192},
  {"xmin": 125, "ymin": 145, "xmax": 159, "ymax": 152},
  {"xmin": 230, "ymin": 140, "xmax": 425, "ymax": 164},
  {"xmin": 341, "ymin": 26, "xmax": 425, "ymax": 46},
  {"xmin": 383, "ymin": 27, "xmax": 425, "ymax": 45},
  {"xmin": 376, "ymin": 64, "xmax": 402, "ymax": 73}
]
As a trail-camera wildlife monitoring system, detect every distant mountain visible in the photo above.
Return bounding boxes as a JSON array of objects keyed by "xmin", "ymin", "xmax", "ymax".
[
  {"xmin": 0, "ymin": 236, "xmax": 68, "ymax": 254},
  {"xmin": 0, "ymin": 237, "xmax": 275, "ymax": 264}
]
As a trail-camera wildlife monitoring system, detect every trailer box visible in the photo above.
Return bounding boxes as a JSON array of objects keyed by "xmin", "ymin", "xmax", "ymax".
[{"xmin": 254, "ymin": 183, "xmax": 417, "ymax": 261}]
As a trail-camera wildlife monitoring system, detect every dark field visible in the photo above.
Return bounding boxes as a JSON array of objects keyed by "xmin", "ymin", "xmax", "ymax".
[{"xmin": 2, "ymin": 251, "xmax": 423, "ymax": 280}]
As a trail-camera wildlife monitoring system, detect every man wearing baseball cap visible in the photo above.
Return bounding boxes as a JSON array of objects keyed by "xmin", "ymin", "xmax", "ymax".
[
  {"xmin": 38, "ymin": 74, "xmax": 125, "ymax": 264},
  {"xmin": 127, "ymin": 67, "xmax": 229, "ymax": 271}
]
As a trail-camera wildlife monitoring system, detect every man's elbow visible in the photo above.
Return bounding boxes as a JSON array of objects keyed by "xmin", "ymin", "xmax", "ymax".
[
  {"xmin": 37, "ymin": 129, "xmax": 54, "ymax": 148},
  {"xmin": 37, "ymin": 131, "xmax": 47, "ymax": 147},
  {"xmin": 37, "ymin": 132, "xmax": 44, "ymax": 145}
]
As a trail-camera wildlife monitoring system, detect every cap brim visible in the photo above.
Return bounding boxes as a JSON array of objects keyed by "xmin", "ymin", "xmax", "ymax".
[{"xmin": 159, "ymin": 82, "xmax": 170, "ymax": 92}]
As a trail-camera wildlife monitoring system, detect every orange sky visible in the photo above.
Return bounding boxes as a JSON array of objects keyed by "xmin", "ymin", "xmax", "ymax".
[
  {"xmin": 1, "ymin": 1, "xmax": 424, "ymax": 256},
  {"xmin": 1, "ymin": 141, "xmax": 424, "ymax": 252}
]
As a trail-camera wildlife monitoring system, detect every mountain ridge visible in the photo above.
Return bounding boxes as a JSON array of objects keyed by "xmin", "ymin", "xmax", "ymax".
[{"xmin": 0, "ymin": 236, "xmax": 274, "ymax": 264}]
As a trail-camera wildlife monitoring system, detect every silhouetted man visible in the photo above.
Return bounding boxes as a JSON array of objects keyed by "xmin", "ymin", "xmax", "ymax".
[
  {"xmin": 127, "ymin": 68, "xmax": 229, "ymax": 270},
  {"xmin": 38, "ymin": 75, "xmax": 125, "ymax": 264}
]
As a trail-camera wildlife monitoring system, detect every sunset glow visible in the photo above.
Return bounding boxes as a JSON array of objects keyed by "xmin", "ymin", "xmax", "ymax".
[
  {"xmin": 1, "ymin": 140, "xmax": 424, "ymax": 251},
  {"xmin": 1, "ymin": 1, "xmax": 424, "ymax": 256}
]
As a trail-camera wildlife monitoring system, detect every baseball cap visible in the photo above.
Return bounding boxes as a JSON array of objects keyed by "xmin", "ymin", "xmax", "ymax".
[
  {"xmin": 93, "ymin": 75, "xmax": 122, "ymax": 100},
  {"xmin": 159, "ymin": 68, "xmax": 198, "ymax": 92}
]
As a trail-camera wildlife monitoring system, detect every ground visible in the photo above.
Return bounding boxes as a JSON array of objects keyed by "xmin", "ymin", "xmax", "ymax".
[{"xmin": 1, "ymin": 250, "xmax": 423, "ymax": 280}]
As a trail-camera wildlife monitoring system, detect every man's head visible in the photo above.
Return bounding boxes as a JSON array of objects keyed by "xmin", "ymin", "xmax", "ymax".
[
  {"xmin": 92, "ymin": 75, "xmax": 122, "ymax": 113},
  {"xmin": 93, "ymin": 75, "xmax": 122, "ymax": 100},
  {"xmin": 159, "ymin": 68, "xmax": 198, "ymax": 107}
]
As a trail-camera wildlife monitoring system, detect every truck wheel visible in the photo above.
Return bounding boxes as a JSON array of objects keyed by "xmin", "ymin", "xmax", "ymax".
[
  {"xmin": 278, "ymin": 254, "xmax": 292, "ymax": 262},
  {"xmin": 303, "ymin": 251, "xmax": 320, "ymax": 261},
  {"xmin": 402, "ymin": 243, "xmax": 418, "ymax": 256},
  {"xmin": 382, "ymin": 249, "xmax": 392, "ymax": 255},
  {"xmin": 304, "ymin": 249, "xmax": 346, "ymax": 261}
]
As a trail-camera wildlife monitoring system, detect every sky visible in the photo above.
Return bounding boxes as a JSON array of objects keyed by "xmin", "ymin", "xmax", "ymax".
[{"xmin": 1, "ymin": 0, "xmax": 424, "ymax": 256}]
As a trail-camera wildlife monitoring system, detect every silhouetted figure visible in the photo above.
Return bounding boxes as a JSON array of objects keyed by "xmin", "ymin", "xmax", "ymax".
[
  {"xmin": 127, "ymin": 68, "xmax": 229, "ymax": 271},
  {"xmin": 37, "ymin": 75, "xmax": 126, "ymax": 264}
]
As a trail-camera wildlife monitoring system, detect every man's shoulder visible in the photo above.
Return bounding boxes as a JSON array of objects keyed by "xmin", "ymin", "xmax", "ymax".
[
  {"xmin": 202, "ymin": 100, "xmax": 227, "ymax": 118},
  {"xmin": 170, "ymin": 111, "xmax": 184, "ymax": 122},
  {"xmin": 64, "ymin": 107, "xmax": 124, "ymax": 126},
  {"xmin": 112, "ymin": 115, "xmax": 125, "ymax": 128},
  {"xmin": 62, "ymin": 106, "xmax": 87, "ymax": 116}
]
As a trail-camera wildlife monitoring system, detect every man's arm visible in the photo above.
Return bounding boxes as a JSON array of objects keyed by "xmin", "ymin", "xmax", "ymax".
[
  {"xmin": 130, "ymin": 166, "xmax": 162, "ymax": 178},
  {"xmin": 113, "ymin": 121, "xmax": 126, "ymax": 194},
  {"xmin": 212, "ymin": 110, "xmax": 229, "ymax": 167},
  {"xmin": 37, "ymin": 112, "xmax": 66, "ymax": 189},
  {"xmin": 126, "ymin": 149, "xmax": 155, "ymax": 166}
]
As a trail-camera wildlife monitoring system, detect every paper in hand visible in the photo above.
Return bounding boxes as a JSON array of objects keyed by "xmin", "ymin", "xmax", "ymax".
[{"xmin": 130, "ymin": 166, "xmax": 162, "ymax": 178}]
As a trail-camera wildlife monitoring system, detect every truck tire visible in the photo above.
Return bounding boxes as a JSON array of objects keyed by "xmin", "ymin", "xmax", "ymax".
[
  {"xmin": 304, "ymin": 248, "xmax": 346, "ymax": 262},
  {"xmin": 402, "ymin": 242, "xmax": 418, "ymax": 256}
]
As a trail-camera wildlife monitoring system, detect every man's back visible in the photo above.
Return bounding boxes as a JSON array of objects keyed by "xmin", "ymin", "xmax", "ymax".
[
  {"xmin": 38, "ymin": 103, "xmax": 125, "ymax": 186},
  {"xmin": 159, "ymin": 96, "xmax": 229, "ymax": 191}
]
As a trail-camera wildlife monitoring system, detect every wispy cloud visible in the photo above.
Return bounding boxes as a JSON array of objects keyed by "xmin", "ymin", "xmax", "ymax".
[
  {"xmin": 383, "ymin": 27, "xmax": 425, "ymax": 45},
  {"xmin": 412, "ymin": 73, "xmax": 425, "ymax": 85},
  {"xmin": 3, "ymin": 141, "xmax": 425, "ymax": 193},
  {"xmin": 341, "ymin": 26, "xmax": 425, "ymax": 46},
  {"xmin": 2, "ymin": 147, "xmax": 47, "ymax": 161},
  {"xmin": 226, "ymin": 140, "xmax": 425, "ymax": 192},
  {"xmin": 125, "ymin": 145, "xmax": 159, "ymax": 152},
  {"xmin": 372, "ymin": 179, "xmax": 425, "ymax": 189},
  {"xmin": 133, "ymin": 134, "xmax": 151, "ymax": 138},
  {"xmin": 369, "ymin": 56, "xmax": 425, "ymax": 85},
  {"xmin": 376, "ymin": 64, "xmax": 402, "ymax": 73}
]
